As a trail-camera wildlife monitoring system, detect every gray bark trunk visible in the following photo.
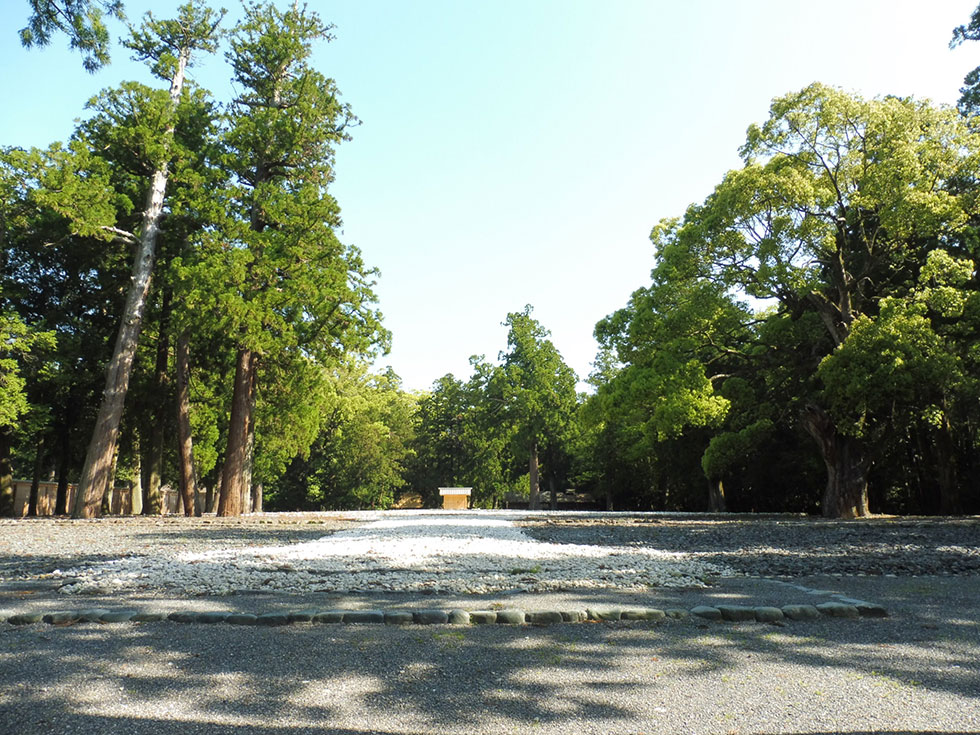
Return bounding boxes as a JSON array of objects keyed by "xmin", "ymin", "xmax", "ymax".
[
  {"xmin": 934, "ymin": 417, "xmax": 961, "ymax": 516},
  {"xmin": 28, "ymin": 442, "xmax": 43, "ymax": 517},
  {"xmin": 55, "ymin": 420, "xmax": 70, "ymax": 515},
  {"xmin": 528, "ymin": 441, "xmax": 540, "ymax": 510},
  {"xmin": 803, "ymin": 403, "xmax": 870, "ymax": 518},
  {"xmin": 143, "ymin": 291, "xmax": 171, "ymax": 515},
  {"xmin": 142, "ymin": 435, "xmax": 162, "ymax": 515},
  {"xmin": 130, "ymin": 430, "xmax": 143, "ymax": 515},
  {"xmin": 100, "ymin": 446, "xmax": 118, "ymax": 515},
  {"xmin": 707, "ymin": 477, "xmax": 727, "ymax": 512},
  {"xmin": 175, "ymin": 333, "xmax": 199, "ymax": 516}
]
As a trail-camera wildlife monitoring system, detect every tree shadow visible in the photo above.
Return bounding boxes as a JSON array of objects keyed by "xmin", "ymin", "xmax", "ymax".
[{"xmin": 1, "ymin": 610, "xmax": 977, "ymax": 734}]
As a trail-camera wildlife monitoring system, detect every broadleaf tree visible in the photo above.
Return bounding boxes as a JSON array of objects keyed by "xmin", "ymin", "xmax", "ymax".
[{"xmin": 600, "ymin": 83, "xmax": 980, "ymax": 517}]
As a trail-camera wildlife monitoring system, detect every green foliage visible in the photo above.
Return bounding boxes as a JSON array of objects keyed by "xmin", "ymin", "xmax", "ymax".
[
  {"xmin": 0, "ymin": 306, "xmax": 55, "ymax": 429},
  {"xmin": 702, "ymin": 419, "xmax": 773, "ymax": 480},
  {"xmin": 124, "ymin": 1, "xmax": 224, "ymax": 82},
  {"xmin": 181, "ymin": 2, "xmax": 385, "ymax": 365},
  {"xmin": 268, "ymin": 364, "xmax": 415, "ymax": 510},
  {"xmin": 20, "ymin": 0, "xmax": 125, "ymax": 72},
  {"xmin": 818, "ymin": 301, "xmax": 957, "ymax": 440},
  {"xmin": 496, "ymin": 307, "xmax": 579, "ymax": 491},
  {"xmin": 402, "ymin": 311, "xmax": 579, "ymax": 509},
  {"xmin": 588, "ymin": 84, "xmax": 980, "ymax": 515},
  {"xmin": 952, "ymin": 4, "xmax": 980, "ymax": 114}
]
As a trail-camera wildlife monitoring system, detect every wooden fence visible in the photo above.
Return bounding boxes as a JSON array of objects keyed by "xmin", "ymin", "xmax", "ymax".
[{"xmin": 10, "ymin": 480, "xmax": 184, "ymax": 516}]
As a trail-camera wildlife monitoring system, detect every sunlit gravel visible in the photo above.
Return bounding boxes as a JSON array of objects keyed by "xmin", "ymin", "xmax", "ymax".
[{"xmin": 52, "ymin": 511, "xmax": 731, "ymax": 595}]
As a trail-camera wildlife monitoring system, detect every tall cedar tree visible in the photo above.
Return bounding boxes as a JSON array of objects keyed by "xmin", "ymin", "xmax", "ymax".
[
  {"xmin": 72, "ymin": 2, "xmax": 222, "ymax": 517},
  {"xmin": 210, "ymin": 3, "xmax": 385, "ymax": 515},
  {"xmin": 496, "ymin": 308, "xmax": 578, "ymax": 510}
]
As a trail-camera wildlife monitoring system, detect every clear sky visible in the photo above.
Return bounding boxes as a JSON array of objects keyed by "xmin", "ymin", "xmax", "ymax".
[{"xmin": 1, "ymin": 1, "xmax": 977, "ymax": 392}]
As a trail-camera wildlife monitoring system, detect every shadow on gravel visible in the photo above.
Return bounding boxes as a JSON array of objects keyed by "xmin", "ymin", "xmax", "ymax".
[
  {"xmin": 1, "ymin": 610, "xmax": 977, "ymax": 734},
  {"xmin": 521, "ymin": 517, "xmax": 980, "ymax": 576}
]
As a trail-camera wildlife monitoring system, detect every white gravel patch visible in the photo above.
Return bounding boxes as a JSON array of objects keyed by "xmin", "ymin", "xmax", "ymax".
[{"xmin": 54, "ymin": 511, "xmax": 732, "ymax": 595}]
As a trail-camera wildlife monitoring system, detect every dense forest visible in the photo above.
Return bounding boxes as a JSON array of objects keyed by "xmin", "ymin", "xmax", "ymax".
[{"xmin": 3, "ymin": 1, "xmax": 980, "ymax": 519}]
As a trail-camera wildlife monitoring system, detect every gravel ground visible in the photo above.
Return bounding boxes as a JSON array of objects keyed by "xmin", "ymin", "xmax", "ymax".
[
  {"xmin": 0, "ymin": 594, "xmax": 977, "ymax": 735},
  {"xmin": 520, "ymin": 513, "xmax": 980, "ymax": 577},
  {"xmin": 33, "ymin": 512, "xmax": 731, "ymax": 596},
  {"xmin": 0, "ymin": 513, "xmax": 358, "ymax": 582},
  {"xmin": 1, "ymin": 511, "xmax": 978, "ymax": 734}
]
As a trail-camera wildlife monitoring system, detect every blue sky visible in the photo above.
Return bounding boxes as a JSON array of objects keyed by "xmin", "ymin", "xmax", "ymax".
[{"xmin": 1, "ymin": 1, "xmax": 977, "ymax": 392}]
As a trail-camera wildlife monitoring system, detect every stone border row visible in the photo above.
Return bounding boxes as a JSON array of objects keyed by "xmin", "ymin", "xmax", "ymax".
[{"xmin": 1, "ymin": 600, "xmax": 887, "ymax": 628}]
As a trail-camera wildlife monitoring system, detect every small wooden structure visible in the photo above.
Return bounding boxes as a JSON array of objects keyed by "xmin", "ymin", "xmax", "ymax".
[{"xmin": 438, "ymin": 487, "xmax": 472, "ymax": 510}]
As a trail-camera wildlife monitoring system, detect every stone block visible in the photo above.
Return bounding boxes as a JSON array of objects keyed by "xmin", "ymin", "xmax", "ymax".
[
  {"xmin": 560, "ymin": 610, "xmax": 587, "ymax": 622},
  {"xmin": 718, "ymin": 605, "xmax": 756, "ymax": 622},
  {"xmin": 256, "ymin": 613, "xmax": 290, "ymax": 626},
  {"xmin": 754, "ymin": 607, "xmax": 785, "ymax": 623},
  {"xmin": 384, "ymin": 611, "xmax": 415, "ymax": 626},
  {"xmin": 225, "ymin": 613, "xmax": 258, "ymax": 625},
  {"xmin": 131, "ymin": 612, "xmax": 166, "ymax": 623},
  {"xmin": 448, "ymin": 609, "xmax": 470, "ymax": 625},
  {"xmin": 469, "ymin": 611, "xmax": 497, "ymax": 625},
  {"xmin": 816, "ymin": 602, "xmax": 860, "ymax": 619},
  {"xmin": 495, "ymin": 609, "xmax": 526, "ymax": 625},
  {"xmin": 196, "ymin": 612, "xmax": 229, "ymax": 624},
  {"xmin": 80, "ymin": 609, "xmax": 112, "ymax": 622},
  {"xmin": 622, "ymin": 608, "xmax": 666, "ymax": 621},
  {"xmin": 855, "ymin": 602, "xmax": 888, "ymax": 618},
  {"xmin": 781, "ymin": 604, "xmax": 820, "ymax": 621},
  {"xmin": 43, "ymin": 612, "xmax": 80, "ymax": 625},
  {"xmin": 414, "ymin": 610, "xmax": 449, "ymax": 625},
  {"xmin": 690, "ymin": 605, "xmax": 723, "ymax": 621},
  {"xmin": 99, "ymin": 611, "xmax": 137, "ymax": 624},
  {"xmin": 7, "ymin": 613, "xmax": 44, "ymax": 625},
  {"xmin": 343, "ymin": 610, "xmax": 384, "ymax": 624},
  {"xmin": 587, "ymin": 607, "xmax": 622, "ymax": 621},
  {"xmin": 312, "ymin": 611, "xmax": 345, "ymax": 624},
  {"xmin": 526, "ymin": 611, "xmax": 563, "ymax": 625}
]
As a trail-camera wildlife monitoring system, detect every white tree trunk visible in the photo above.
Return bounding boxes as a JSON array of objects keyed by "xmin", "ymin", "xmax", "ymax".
[{"xmin": 73, "ymin": 50, "xmax": 189, "ymax": 518}]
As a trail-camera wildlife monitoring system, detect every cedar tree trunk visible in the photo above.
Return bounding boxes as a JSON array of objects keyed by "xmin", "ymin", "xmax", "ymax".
[
  {"xmin": 28, "ymin": 442, "xmax": 43, "ymax": 517},
  {"xmin": 217, "ymin": 348, "xmax": 256, "ymax": 516},
  {"xmin": 130, "ymin": 430, "xmax": 143, "ymax": 515},
  {"xmin": 0, "ymin": 428, "xmax": 13, "ymax": 516},
  {"xmin": 934, "ymin": 418, "xmax": 961, "ymax": 516},
  {"xmin": 72, "ymin": 49, "xmax": 188, "ymax": 518},
  {"xmin": 175, "ymin": 333, "xmax": 199, "ymax": 516},
  {"xmin": 55, "ymin": 417, "xmax": 71, "ymax": 515},
  {"xmin": 528, "ymin": 441, "xmax": 540, "ymax": 510},
  {"xmin": 142, "ymin": 290, "xmax": 171, "ymax": 515}
]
